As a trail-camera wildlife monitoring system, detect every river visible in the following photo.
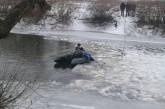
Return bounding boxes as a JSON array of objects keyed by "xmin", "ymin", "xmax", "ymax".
[{"xmin": 0, "ymin": 33, "xmax": 165, "ymax": 109}]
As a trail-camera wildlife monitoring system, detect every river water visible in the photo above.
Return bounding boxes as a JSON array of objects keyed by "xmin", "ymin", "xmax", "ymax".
[
  {"xmin": 1, "ymin": 33, "xmax": 165, "ymax": 107},
  {"xmin": 0, "ymin": 33, "xmax": 76, "ymax": 81}
]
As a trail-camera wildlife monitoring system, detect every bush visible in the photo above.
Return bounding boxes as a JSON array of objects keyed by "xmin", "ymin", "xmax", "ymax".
[
  {"xmin": 48, "ymin": 1, "xmax": 77, "ymax": 25},
  {"xmin": 0, "ymin": 68, "xmax": 32, "ymax": 109},
  {"xmin": 87, "ymin": 3, "xmax": 114, "ymax": 26},
  {"xmin": 136, "ymin": 0, "xmax": 165, "ymax": 31}
]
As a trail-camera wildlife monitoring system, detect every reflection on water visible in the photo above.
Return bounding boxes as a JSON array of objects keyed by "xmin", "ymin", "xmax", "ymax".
[{"xmin": 0, "ymin": 34, "xmax": 81, "ymax": 81}]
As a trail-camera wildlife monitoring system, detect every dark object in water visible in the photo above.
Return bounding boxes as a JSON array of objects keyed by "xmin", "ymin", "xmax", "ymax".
[{"xmin": 54, "ymin": 52, "xmax": 94, "ymax": 69}]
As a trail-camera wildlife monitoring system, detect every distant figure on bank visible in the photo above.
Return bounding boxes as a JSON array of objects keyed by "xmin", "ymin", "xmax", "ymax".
[
  {"xmin": 125, "ymin": 3, "xmax": 130, "ymax": 16},
  {"xmin": 120, "ymin": 3, "xmax": 125, "ymax": 17},
  {"xmin": 114, "ymin": 21, "xmax": 118, "ymax": 28},
  {"xmin": 163, "ymin": 16, "xmax": 165, "ymax": 24}
]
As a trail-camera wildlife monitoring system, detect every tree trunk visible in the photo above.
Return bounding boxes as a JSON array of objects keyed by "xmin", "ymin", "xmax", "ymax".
[{"xmin": 0, "ymin": 0, "xmax": 50, "ymax": 38}]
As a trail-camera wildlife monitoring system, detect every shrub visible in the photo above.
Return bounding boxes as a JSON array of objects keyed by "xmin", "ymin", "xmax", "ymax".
[
  {"xmin": 136, "ymin": 0, "xmax": 165, "ymax": 30},
  {"xmin": 89, "ymin": 4, "xmax": 114, "ymax": 24},
  {"xmin": 0, "ymin": 67, "xmax": 32, "ymax": 109},
  {"xmin": 47, "ymin": 0, "xmax": 77, "ymax": 25}
]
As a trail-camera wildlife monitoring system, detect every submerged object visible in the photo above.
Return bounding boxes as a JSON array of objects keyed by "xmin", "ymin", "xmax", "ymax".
[{"xmin": 54, "ymin": 52, "xmax": 94, "ymax": 69}]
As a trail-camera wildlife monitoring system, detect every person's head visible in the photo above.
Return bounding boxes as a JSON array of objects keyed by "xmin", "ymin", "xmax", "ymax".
[{"xmin": 77, "ymin": 43, "xmax": 81, "ymax": 47}]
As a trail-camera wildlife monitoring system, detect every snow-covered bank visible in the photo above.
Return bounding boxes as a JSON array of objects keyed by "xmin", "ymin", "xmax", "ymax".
[
  {"xmin": 11, "ymin": 1, "xmax": 165, "ymax": 38},
  {"xmin": 11, "ymin": 29, "xmax": 165, "ymax": 45}
]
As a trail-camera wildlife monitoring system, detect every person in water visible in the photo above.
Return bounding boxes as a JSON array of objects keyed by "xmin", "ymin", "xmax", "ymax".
[
  {"xmin": 75, "ymin": 43, "xmax": 84, "ymax": 51},
  {"xmin": 74, "ymin": 43, "xmax": 84, "ymax": 57},
  {"xmin": 74, "ymin": 43, "xmax": 92, "ymax": 61}
]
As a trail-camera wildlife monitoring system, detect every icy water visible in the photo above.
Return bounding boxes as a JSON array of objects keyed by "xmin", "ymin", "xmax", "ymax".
[
  {"xmin": 1, "ymin": 33, "xmax": 165, "ymax": 109},
  {"xmin": 0, "ymin": 34, "xmax": 77, "ymax": 81}
]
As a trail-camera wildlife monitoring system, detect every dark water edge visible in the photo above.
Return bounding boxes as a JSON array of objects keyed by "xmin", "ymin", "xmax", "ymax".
[{"xmin": 0, "ymin": 33, "xmax": 87, "ymax": 82}]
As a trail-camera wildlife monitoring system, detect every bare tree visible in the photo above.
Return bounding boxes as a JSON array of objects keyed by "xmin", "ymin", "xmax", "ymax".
[
  {"xmin": 49, "ymin": 0, "xmax": 77, "ymax": 25},
  {"xmin": 0, "ymin": 65, "xmax": 34, "ymax": 109},
  {"xmin": 137, "ymin": 0, "xmax": 165, "ymax": 27},
  {"xmin": 0, "ymin": 0, "xmax": 50, "ymax": 38}
]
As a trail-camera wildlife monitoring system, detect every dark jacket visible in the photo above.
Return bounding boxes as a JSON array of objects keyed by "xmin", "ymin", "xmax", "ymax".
[{"xmin": 120, "ymin": 3, "xmax": 125, "ymax": 11}]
